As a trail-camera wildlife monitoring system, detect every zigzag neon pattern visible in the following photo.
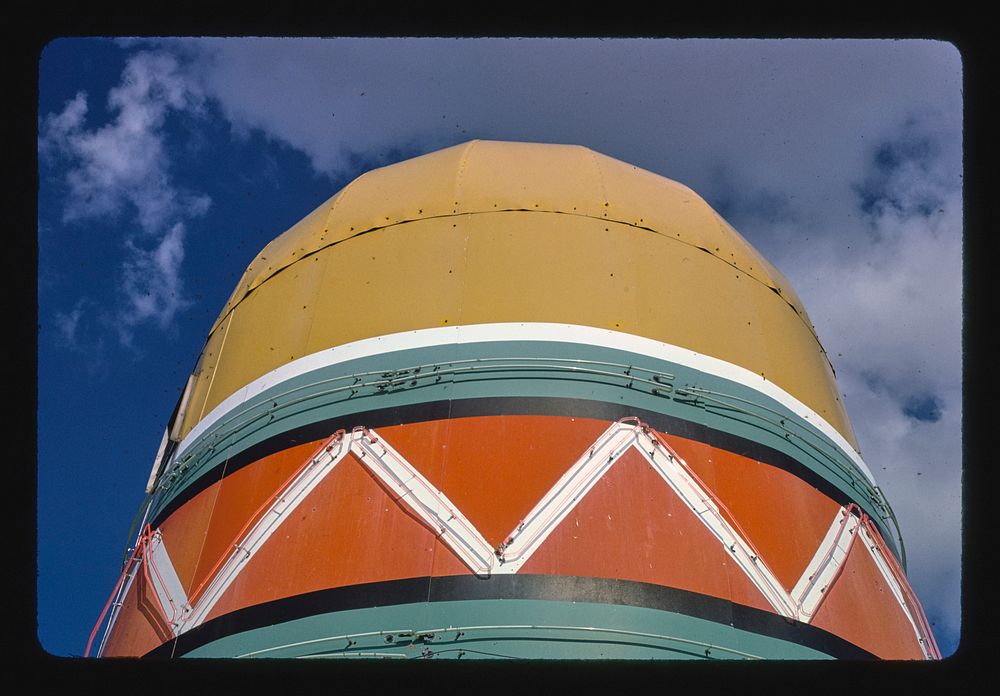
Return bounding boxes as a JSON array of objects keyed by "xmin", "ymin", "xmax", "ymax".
[{"xmin": 102, "ymin": 419, "xmax": 938, "ymax": 658}]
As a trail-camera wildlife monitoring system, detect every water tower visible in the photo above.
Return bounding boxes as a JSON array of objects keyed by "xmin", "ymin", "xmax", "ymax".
[{"xmin": 90, "ymin": 140, "xmax": 938, "ymax": 659}]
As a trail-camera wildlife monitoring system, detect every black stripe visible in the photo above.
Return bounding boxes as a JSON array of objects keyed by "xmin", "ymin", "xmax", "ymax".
[
  {"xmin": 144, "ymin": 574, "xmax": 876, "ymax": 660},
  {"xmin": 150, "ymin": 396, "xmax": 875, "ymax": 531}
]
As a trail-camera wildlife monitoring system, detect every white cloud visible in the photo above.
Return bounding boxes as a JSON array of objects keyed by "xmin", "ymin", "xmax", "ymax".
[
  {"xmin": 50, "ymin": 297, "xmax": 112, "ymax": 378},
  {"xmin": 53, "ymin": 297, "xmax": 90, "ymax": 348},
  {"xmin": 41, "ymin": 50, "xmax": 210, "ymax": 232},
  {"xmin": 38, "ymin": 90, "xmax": 89, "ymax": 153},
  {"xmin": 758, "ymin": 112, "xmax": 963, "ymax": 654},
  {"xmin": 40, "ymin": 50, "xmax": 211, "ymax": 343},
  {"xmin": 117, "ymin": 223, "xmax": 191, "ymax": 346},
  {"xmin": 161, "ymin": 39, "xmax": 961, "ymax": 191}
]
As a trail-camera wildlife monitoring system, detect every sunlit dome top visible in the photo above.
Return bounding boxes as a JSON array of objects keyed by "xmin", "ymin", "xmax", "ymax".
[{"xmin": 213, "ymin": 139, "xmax": 812, "ymax": 338}]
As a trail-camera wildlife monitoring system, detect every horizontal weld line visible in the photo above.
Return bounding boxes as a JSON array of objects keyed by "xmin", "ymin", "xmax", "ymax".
[{"xmin": 207, "ymin": 208, "xmax": 803, "ymax": 343}]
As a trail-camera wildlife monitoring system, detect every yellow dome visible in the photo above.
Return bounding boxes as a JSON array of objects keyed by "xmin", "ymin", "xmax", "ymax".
[
  {"xmin": 216, "ymin": 140, "xmax": 810, "ymax": 334},
  {"xmin": 180, "ymin": 140, "xmax": 855, "ymax": 450}
]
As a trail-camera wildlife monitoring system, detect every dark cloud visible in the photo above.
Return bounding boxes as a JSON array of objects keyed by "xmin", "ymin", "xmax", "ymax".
[
  {"xmin": 854, "ymin": 119, "xmax": 950, "ymax": 225},
  {"xmin": 705, "ymin": 161, "xmax": 799, "ymax": 246},
  {"xmin": 902, "ymin": 393, "xmax": 944, "ymax": 423}
]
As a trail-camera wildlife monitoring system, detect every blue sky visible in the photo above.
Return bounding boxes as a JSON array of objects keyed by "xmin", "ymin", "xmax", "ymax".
[{"xmin": 36, "ymin": 37, "xmax": 963, "ymax": 658}]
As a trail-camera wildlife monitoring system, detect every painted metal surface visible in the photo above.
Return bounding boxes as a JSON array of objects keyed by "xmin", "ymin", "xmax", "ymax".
[
  {"xmin": 99, "ymin": 414, "xmax": 936, "ymax": 659},
  {"xmin": 147, "ymin": 328, "xmax": 895, "ymax": 553},
  {"xmin": 93, "ymin": 140, "xmax": 937, "ymax": 660},
  {"xmin": 172, "ymin": 142, "xmax": 854, "ymax": 448},
  {"xmin": 190, "ymin": 598, "xmax": 839, "ymax": 660}
]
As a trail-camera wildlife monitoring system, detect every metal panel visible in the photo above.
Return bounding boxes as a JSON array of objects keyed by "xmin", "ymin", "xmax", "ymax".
[
  {"xmin": 177, "ymin": 210, "xmax": 855, "ymax": 447},
  {"xmin": 176, "ymin": 141, "xmax": 854, "ymax": 447},
  {"xmin": 97, "ymin": 141, "xmax": 933, "ymax": 661}
]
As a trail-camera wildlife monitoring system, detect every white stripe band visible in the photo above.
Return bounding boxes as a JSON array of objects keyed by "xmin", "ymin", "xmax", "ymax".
[{"xmin": 174, "ymin": 323, "xmax": 875, "ymax": 487}]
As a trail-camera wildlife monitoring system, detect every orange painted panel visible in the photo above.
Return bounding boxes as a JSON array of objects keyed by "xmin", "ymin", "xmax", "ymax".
[
  {"xmin": 140, "ymin": 415, "xmax": 926, "ymax": 660},
  {"xmin": 187, "ymin": 440, "xmax": 323, "ymax": 601},
  {"xmin": 517, "ymin": 449, "xmax": 774, "ymax": 613},
  {"xmin": 810, "ymin": 537, "xmax": 925, "ymax": 659},
  {"xmin": 100, "ymin": 573, "xmax": 173, "ymax": 657},
  {"xmin": 379, "ymin": 415, "xmax": 612, "ymax": 547},
  {"xmin": 157, "ymin": 477, "xmax": 223, "ymax": 595},
  {"xmin": 204, "ymin": 453, "xmax": 469, "ymax": 622},
  {"xmin": 666, "ymin": 433, "xmax": 843, "ymax": 592}
]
